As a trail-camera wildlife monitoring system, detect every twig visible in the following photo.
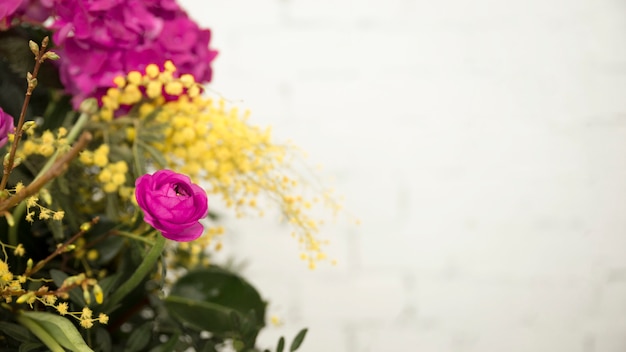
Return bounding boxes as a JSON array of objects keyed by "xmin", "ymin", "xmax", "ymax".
[
  {"xmin": 0, "ymin": 37, "xmax": 50, "ymax": 191},
  {"xmin": 24, "ymin": 216, "xmax": 100, "ymax": 278}
]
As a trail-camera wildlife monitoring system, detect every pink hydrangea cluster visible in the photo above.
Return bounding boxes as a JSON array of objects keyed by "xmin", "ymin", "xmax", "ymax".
[{"xmin": 50, "ymin": 0, "xmax": 218, "ymax": 107}]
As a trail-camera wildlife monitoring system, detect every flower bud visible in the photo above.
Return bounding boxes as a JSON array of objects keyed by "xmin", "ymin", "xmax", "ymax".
[
  {"xmin": 3, "ymin": 212, "xmax": 14, "ymax": 227},
  {"xmin": 93, "ymin": 284, "xmax": 103, "ymax": 304},
  {"xmin": 39, "ymin": 189, "xmax": 52, "ymax": 205},
  {"xmin": 83, "ymin": 288, "xmax": 91, "ymax": 305},
  {"xmin": 79, "ymin": 98, "xmax": 98, "ymax": 115},
  {"xmin": 16, "ymin": 292, "xmax": 33, "ymax": 304},
  {"xmin": 80, "ymin": 222, "xmax": 92, "ymax": 232},
  {"xmin": 22, "ymin": 121, "xmax": 36, "ymax": 132},
  {"xmin": 43, "ymin": 51, "xmax": 60, "ymax": 61},
  {"xmin": 27, "ymin": 77, "xmax": 38, "ymax": 90},
  {"xmin": 28, "ymin": 40, "xmax": 39, "ymax": 57}
]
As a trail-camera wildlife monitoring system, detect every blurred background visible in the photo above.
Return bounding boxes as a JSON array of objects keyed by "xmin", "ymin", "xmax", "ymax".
[{"xmin": 180, "ymin": 1, "xmax": 626, "ymax": 351}]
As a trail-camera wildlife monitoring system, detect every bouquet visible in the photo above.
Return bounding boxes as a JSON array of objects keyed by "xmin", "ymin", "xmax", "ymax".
[{"xmin": 0, "ymin": 1, "xmax": 339, "ymax": 351}]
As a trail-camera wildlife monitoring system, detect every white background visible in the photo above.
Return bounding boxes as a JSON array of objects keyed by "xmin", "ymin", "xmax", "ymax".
[{"xmin": 180, "ymin": 1, "xmax": 626, "ymax": 351}]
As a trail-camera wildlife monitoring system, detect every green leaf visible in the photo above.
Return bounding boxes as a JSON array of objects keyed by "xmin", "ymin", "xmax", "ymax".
[
  {"xmin": 276, "ymin": 337, "xmax": 285, "ymax": 352},
  {"xmin": 19, "ymin": 342, "xmax": 44, "ymax": 352},
  {"xmin": 102, "ymin": 235, "xmax": 165, "ymax": 313},
  {"xmin": 124, "ymin": 321, "xmax": 152, "ymax": 352},
  {"xmin": 147, "ymin": 332, "xmax": 179, "ymax": 352},
  {"xmin": 137, "ymin": 140, "xmax": 168, "ymax": 168},
  {"xmin": 164, "ymin": 267, "xmax": 266, "ymax": 339},
  {"xmin": 289, "ymin": 329, "xmax": 308, "ymax": 352},
  {"xmin": 0, "ymin": 321, "xmax": 36, "ymax": 342},
  {"xmin": 16, "ymin": 313, "xmax": 65, "ymax": 352},
  {"xmin": 19, "ymin": 311, "xmax": 94, "ymax": 352},
  {"xmin": 94, "ymin": 327, "xmax": 112, "ymax": 352}
]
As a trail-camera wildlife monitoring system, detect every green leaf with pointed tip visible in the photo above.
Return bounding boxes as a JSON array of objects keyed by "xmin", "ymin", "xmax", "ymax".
[
  {"xmin": 19, "ymin": 311, "xmax": 94, "ymax": 352},
  {"xmin": 19, "ymin": 341, "xmax": 44, "ymax": 352},
  {"xmin": 289, "ymin": 329, "xmax": 308, "ymax": 352},
  {"xmin": 164, "ymin": 267, "xmax": 266, "ymax": 342},
  {"xmin": 276, "ymin": 337, "xmax": 285, "ymax": 352},
  {"xmin": 124, "ymin": 321, "xmax": 152, "ymax": 352},
  {"xmin": 94, "ymin": 327, "xmax": 112, "ymax": 352},
  {"xmin": 0, "ymin": 321, "xmax": 36, "ymax": 342},
  {"xmin": 147, "ymin": 332, "xmax": 179, "ymax": 352}
]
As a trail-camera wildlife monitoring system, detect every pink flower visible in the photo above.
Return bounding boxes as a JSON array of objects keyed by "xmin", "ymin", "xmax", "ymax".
[
  {"xmin": 49, "ymin": 0, "xmax": 217, "ymax": 108},
  {"xmin": 0, "ymin": 108, "xmax": 15, "ymax": 149},
  {"xmin": 135, "ymin": 170, "xmax": 208, "ymax": 242},
  {"xmin": 0, "ymin": 0, "xmax": 22, "ymax": 24}
]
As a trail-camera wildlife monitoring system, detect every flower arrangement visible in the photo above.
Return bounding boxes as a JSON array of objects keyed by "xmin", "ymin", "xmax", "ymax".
[{"xmin": 0, "ymin": 1, "xmax": 340, "ymax": 351}]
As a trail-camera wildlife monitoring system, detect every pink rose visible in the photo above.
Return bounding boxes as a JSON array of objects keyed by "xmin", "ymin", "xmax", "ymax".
[
  {"xmin": 135, "ymin": 170, "xmax": 208, "ymax": 242},
  {"xmin": 0, "ymin": 108, "xmax": 15, "ymax": 148}
]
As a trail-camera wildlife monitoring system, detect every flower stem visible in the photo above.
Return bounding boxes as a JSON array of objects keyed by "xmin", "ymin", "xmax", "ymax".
[
  {"xmin": 24, "ymin": 217, "xmax": 99, "ymax": 278},
  {"xmin": 103, "ymin": 235, "xmax": 166, "ymax": 313},
  {"xmin": 114, "ymin": 230, "xmax": 156, "ymax": 245},
  {"xmin": 0, "ymin": 37, "xmax": 50, "ymax": 191}
]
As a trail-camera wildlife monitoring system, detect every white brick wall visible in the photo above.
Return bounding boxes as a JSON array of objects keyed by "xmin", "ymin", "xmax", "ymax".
[{"xmin": 179, "ymin": 0, "xmax": 626, "ymax": 351}]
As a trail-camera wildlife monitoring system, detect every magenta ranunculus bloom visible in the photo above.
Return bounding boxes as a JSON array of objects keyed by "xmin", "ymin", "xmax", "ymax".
[
  {"xmin": 135, "ymin": 170, "xmax": 208, "ymax": 242},
  {"xmin": 49, "ymin": 0, "xmax": 218, "ymax": 108},
  {"xmin": 0, "ymin": 108, "xmax": 15, "ymax": 148}
]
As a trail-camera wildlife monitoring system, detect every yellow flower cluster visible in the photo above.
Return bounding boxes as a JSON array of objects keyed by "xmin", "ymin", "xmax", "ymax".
[
  {"xmin": 5, "ymin": 184, "xmax": 65, "ymax": 223},
  {"xmin": 79, "ymin": 144, "xmax": 133, "ymax": 198},
  {"xmin": 17, "ymin": 126, "xmax": 68, "ymax": 159},
  {"xmin": 0, "ymin": 259, "xmax": 13, "ymax": 287},
  {"xmin": 0, "ymin": 240, "xmax": 108, "ymax": 328},
  {"xmin": 98, "ymin": 62, "xmax": 340, "ymax": 268}
]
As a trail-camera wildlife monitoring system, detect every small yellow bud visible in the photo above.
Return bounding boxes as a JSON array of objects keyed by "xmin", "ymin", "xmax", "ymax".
[
  {"xmin": 113, "ymin": 76, "xmax": 126, "ymax": 88},
  {"xmin": 56, "ymin": 302, "xmax": 68, "ymax": 315},
  {"xmin": 39, "ymin": 189, "xmax": 52, "ymax": 205},
  {"xmin": 83, "ymin": 288, "xmax": 91, "ymax": 305},
  {"xmin": 164, "ymin": 60, "xmax": 176, "ymax": 72},
  {"xmin": 98, "ymin": 168, "xmax": 112, "ymax": 183},
  {"xmin": 164, "ymin": 81, "xmax": 183, "ymax": 96},
  {"xmin": 3, "ymin": 212, "xmax": 14, "ymax": 227},
  {"xmin": 22, "ymin": 121, "xmax": 36, "ymax": 131},
  {"xmin": 127, "ymin": 71, "xmax": 142, "ymax": 85},
  {"xmin": 86, "ymin": 249, "xmax": 99, "ymax": 261},
  {"xmin": 145, "ymin": 64, "xmax": 159, "ymax": 78},
  {"xmin": 93, "ymin": 153, "xmax": 108, "ymax": 168},
  {"xmin": 93, "ymin": 284, "xmax": 103, "ymax": 304},
  {"xmin": 126, "ymin": 127, "xmax": 136, "ymax": 142},
  {"xmin": 80, "ymin": 222, "xmax": 92, "ymax": 232},
  {"xmin": 16, "ymin": 292, "xmax": 33, "ymax": 304},
  {"xmin": 13, "ymin": 244, "xmax": 24, "ymax": 256}
]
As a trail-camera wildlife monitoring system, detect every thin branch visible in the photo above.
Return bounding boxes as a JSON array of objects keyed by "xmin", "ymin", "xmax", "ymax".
[
  {"xmin": 0, "ymin": 37, "xmax": 50, "ymax": 191},
  {"xmin": 0, "ymin": 131, "xmax": 93, "ymax": 213},
  {"xmin": 24, "ymin": 216, "xmax": 100, "ymax": 278}
]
